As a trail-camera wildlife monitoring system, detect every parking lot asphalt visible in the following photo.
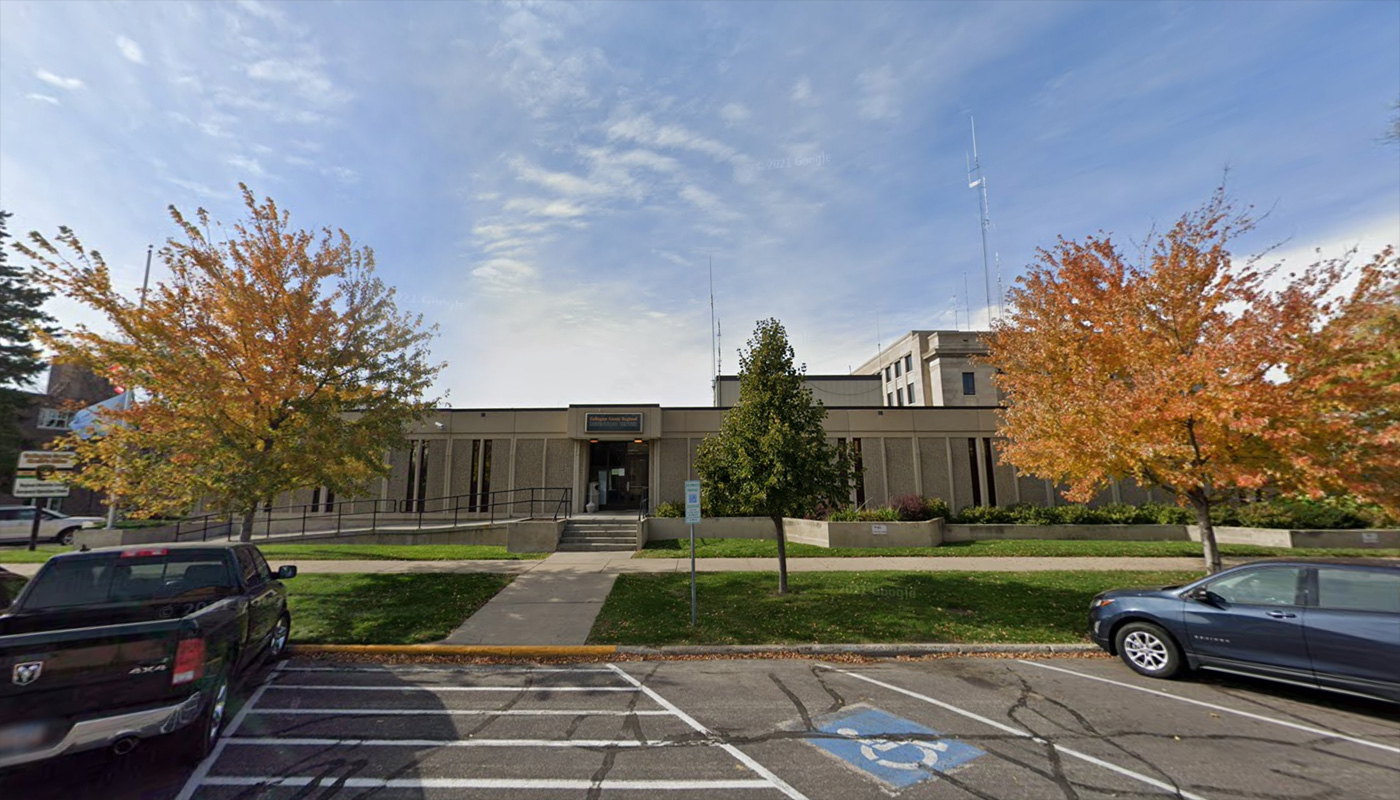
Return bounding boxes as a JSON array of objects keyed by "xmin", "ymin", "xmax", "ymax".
[{"xmin": 3, "ymin": 656, "xmax": 1397, "ymax": 799}]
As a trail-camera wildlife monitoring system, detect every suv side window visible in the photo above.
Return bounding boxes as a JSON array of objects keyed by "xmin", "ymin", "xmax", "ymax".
[
  {"xmin": 1315, "ymin": 568, "xmax": 1400, "ymax": 614},
  {"xmin": 251, "ymin": 549, "xmax": 273, "ymax": 582},
  {"xmin": 235, "ymin": 548, "xmax": 263, "ymax": 587},
  {"xmin": 1205, "ymin": 567, "xmax": 1303, "ymax": 607}
]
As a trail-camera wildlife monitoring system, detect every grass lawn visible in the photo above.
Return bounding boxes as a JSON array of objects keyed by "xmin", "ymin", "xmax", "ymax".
[
  {"xmin": 588, "ymin": 570, "xmax": 1202, "ymax": 646},
  {"xmin": 635, "ymin": 537, "xmax": 1400, "ymax": 560},
  {"xmin": 287, "ymin": 573, "xmax": 513, "ymax": 645},
  {"xmin": 0, "ymin": 543, "xmax": 547, "ymax": 564}
]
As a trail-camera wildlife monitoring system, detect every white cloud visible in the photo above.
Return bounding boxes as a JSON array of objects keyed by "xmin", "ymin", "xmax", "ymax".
[
  {"xmin": 856, "ymin": 65, "xmax": 898, "ymax": 121},
  {"xmin": 511, "ymin": 157, "xmax": 614, "ymax": 197},
  {"xmin": 35, "ymin": 69, "xmax": 83, "ymax": 91},
  {"xmin": 235, "ymin": 0, "xmax": 287, "ymax": 24},
  {"xmin": 791, "ymin": 76, "xmax": 815, "ymax": 105},
  {"xmin": 24, "ymin": 93, "xmax": 60, "ymax": 105},
  {"xmin": 719, "ymin": 102, "xmax": 750, "ymax": 124},
  {"xmin": 503, "ymin": 197, "xmax": 588, "ymax": 218},
  {"xmin": 679, "ymin": 184, "xmax": 737, "ymax": 220},
  {"xmin": 246, "ymin": 58, "xmax": 349, "ymax": 104},
  {"xmin": 227, "ymin": 154, "xmax": 267, "ymax": 177},
  {"xmin": 116, "ymin": 35, "xmax": 145, "ymax": 64},
  {"xmin": 606, "ymin": 114, "xmax": 737, "ymax": 163}
]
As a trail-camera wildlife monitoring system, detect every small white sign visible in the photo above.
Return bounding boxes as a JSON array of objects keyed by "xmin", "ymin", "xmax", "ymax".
[
  {"xmin": 12, "ymin": 478, "xmax": 71, "ymax": 498},
  {"xmin": 684, "ymin": 480, "xmax": 702, "ymax": 524},
  {"xmin": 17, "ymin": 451, "xmax": 77, "ymax": 470},
  {"xmin": 872, "ymin": 524, "xmax": 888, "ymax": 535},
  {"xmin": 1362, "ymin": 532, "xmax": 1380, "ymax": 544}
]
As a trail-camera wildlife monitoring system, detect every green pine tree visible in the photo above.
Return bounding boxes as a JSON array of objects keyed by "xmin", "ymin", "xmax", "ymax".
[
  {"xmin": 695, "ymin": 318, "xmax": 858, "ymax": 594},
  {"xmin": 0, "ymin": 210, "xmax": 55, "ymax": 486}
]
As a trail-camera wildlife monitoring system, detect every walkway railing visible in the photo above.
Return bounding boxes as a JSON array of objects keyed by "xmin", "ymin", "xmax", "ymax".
[{"xmin": 171, "ymin": 486, "xmax": 573, "ymax": 542}]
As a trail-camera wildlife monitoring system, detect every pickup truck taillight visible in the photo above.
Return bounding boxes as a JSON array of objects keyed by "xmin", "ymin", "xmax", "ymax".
[{"xmin": 172, "ymin": 638, "xmax": 206, "ymax": 685}]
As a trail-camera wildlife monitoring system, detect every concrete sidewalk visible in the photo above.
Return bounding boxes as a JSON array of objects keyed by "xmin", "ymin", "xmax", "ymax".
[
  {"xmin": 0, "ymin": 554, "xmax": 1210, "ymax": 578},
  {"xmin": 440, "ymin": 553, "xmax": 621, "ymax": 646}
]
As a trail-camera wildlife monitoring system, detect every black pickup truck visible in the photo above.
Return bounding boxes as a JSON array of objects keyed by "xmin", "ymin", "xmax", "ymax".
[{"xmin": 0, "ymin": 544, "xmax": 296, "ymax": 771}]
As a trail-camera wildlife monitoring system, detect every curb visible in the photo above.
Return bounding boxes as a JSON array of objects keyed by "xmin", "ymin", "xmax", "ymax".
[{"xmin": 290, "ymin": 643, "xmax": 1100, "ymax": 658}]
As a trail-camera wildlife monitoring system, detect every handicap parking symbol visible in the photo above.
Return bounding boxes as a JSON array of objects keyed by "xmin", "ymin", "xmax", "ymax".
[{"xmin": 805, "ymin": 706, "xmax": 985, "ymax": 789}]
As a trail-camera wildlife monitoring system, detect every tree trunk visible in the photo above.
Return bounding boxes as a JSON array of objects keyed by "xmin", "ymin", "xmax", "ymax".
[
  {"xmin": 1189, "ymin": 492, "xmax": 1221, "ymax": 574},
  {"xmin": 238, "ymin": 507, "xmax": 257, "ymax": 543},
  {"xmin": 773, "ymin": 515, "xmax": 788, "ymax": 595}
]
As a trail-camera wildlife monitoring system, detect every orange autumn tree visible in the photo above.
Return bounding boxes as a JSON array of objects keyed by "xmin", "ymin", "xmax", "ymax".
[
  {"xmin": 986, "ymin": 188, "xmax": 1397, "ymax": 573},
  {"xmin": 17, "ymin": 186, "xmax": 443, "ymax": 542}
]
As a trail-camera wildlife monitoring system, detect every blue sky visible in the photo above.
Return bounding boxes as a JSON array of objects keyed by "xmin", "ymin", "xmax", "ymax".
[{"xmin": 2, "ymin": 0, "xmax": 1397, "ymax": 407}]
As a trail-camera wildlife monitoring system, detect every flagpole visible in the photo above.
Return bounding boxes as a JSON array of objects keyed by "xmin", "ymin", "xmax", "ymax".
[{"xmin": 103, "ymin": 245, "xmax": 153, "ymax": 531}]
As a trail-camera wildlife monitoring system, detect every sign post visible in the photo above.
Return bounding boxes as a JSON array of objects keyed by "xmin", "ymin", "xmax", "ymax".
[
  {"xmin": 14, "ymin": 451, "xmax": 76, "ymax": 551},
  {"xmin": 684, "ymin": 479, "xmax": 701, "ymax": 627}
]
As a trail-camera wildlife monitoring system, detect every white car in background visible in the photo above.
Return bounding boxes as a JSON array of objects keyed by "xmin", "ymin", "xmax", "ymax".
[{"xmin": 0, "ymin": 506, "xmax": 104, "ymax": 547}]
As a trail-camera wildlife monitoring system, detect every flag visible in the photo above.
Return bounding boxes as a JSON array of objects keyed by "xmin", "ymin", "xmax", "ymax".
[{"xmin": 69, "ymin": 392, "xmax": 132, "ymax": 440}]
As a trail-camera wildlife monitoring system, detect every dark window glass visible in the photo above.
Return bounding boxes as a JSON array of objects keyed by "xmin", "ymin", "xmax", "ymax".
[
  {"xmin": 887, "ymin": 392, "xmax": 894, "ymax": 406},
  {"xmin": 1206, "ymin": 567, "xmax": 1303, "ymax": 607},
  {"xmin": 311, "ymin": 487, "xmax": 321, "ymax": 513},
  {"xmin": 469, "ymin": 439, "xmax": 482, "ymax": 512},
  {"xmin": 251, "ymin": 549, "xmax": 273, "ymax": 582},
  {"xmin": 897, "ymin": 388, "xmax": 904, "ymax": 406},
  {"xmin": 480, "ymin": 440, "xmax": 493, "ymax": 511},
  {"xmin": 1316, "ymin": 569, "xmax": 1400, "ymax": 613},
  {"xmin": 851, "ymin": 438, "xmax": 865, "ymax": 507},
  {"xmin": 962, "ymin": 372, "xmax": 976, "ymax": 395},
  {"xmin": 967, "ymin": 438, "xmax": 982, "ymax": 506},
  {"xmin": 904, "ymin": 354, "xmax": 912, "ymax": 372},
  {"xmin": 236, "ymin": 548, "xmax": 263, "ymax": 587},
  {"xmin": 907, "ymin": 385, "xmax": 916, "ymax": 404},
  {"xmin": 22, "ymin": 552, "xmax": 234, "ymax": 609},
  {"xmin": 982, "ymin": 438, "xmax": 998, "ymax": 507},
  {"xmin": 884, "ymin": 366, "xmax": 891, "ymax": 381},
  {"xmin": 894, "ymin": 361, "xmax": 902, "ymax": 377}
]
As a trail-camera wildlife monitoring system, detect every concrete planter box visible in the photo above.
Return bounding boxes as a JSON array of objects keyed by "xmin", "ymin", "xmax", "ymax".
[
  {"xmin": 643, "ymin": 517, "xmax": 775, "ymax": 545},
  {"xmin": 1190, "ymin": 526, "xmax": 1400, "ymax": 549},
  {"xmin": 507, "ymin": 519, "xmax": 567, "ymax": 553},
  {"xmin": 945, "ymin": 524, "xmax": 1189, "ymax": 543},
  {"xmin": 642, "ymin": 516, "xmax": 942, "ymax": 549}
]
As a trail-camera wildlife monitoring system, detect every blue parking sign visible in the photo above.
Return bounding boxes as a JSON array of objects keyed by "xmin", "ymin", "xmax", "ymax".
[{"xmin": 804, "ymin": 706, "xmax": 984, "ymax": 789}]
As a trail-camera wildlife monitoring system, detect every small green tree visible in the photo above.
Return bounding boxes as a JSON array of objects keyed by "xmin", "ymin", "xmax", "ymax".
[
  {"xmin": 694, "ymin": 318, "xmax": 857, "ymax": 593},
  {"xmin": 0, "ymin": 210, "xmax": 55, "ymax": 487}
]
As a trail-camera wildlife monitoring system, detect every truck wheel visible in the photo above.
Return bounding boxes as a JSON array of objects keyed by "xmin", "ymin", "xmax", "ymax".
[
  {"xmin": 269, "ymin": 612, "xmax": 291, "ymax": 658},
  {"xmin": 54, "ymin": 527, "xmax": 79, "ymax": 547},
  {"xmin": 1114, "ymin": 621, "xmax": 1184, "ymax": 679},
  {"xmin": 179, "ymin": 673, "xmax": 229, "ymax": 764}
]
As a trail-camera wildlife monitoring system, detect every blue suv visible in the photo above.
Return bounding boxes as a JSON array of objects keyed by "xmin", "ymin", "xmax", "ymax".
[{"xmin": 1089, "ymin": 559, "xmax": 1400, "ymax": 703}]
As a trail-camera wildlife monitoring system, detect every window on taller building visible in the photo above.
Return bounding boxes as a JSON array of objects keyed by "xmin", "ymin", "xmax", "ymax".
[
  {"xmin": 906, "ymin": 384, "xmax": 916, "ymax": 404},
  {"xmin": 37, "ymin": 408, "xmax": 73, "ymax": 430},
  {"xmin": 884, "ymin": 366, "xmax": 891, "ymax": 381},
  {"xmin": 894, "ymin": 360, "xmax": 902, "ymax": 377},
  {"xmin": 962, "ymin": 372, "xmax": 976, "ymax": 396},
  {"xmin": 904, "ymin": 354, "xmax": 913, "ymax": 373},
  {"xmin": 897, "ymin": 387, "xmax": 905, "ymax": 406},
  {"xmin": 887, "ymin": 392, "xmax": 894, "ymax": 406}
]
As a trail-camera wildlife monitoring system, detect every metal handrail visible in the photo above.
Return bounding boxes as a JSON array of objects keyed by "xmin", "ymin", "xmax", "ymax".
[
  {"xmin": 163, "ymin": 487, "xmax": 573, "ymax": 542},
  {"xmin": 638, "ymin": 487, "xmax": 649, "ymax": 521}
]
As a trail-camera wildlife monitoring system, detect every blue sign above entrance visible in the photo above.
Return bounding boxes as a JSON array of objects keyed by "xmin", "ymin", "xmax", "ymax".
[
  {"xmin": 585, "ymin": 412, "xmax": 644, "ymax": 433},
  {"xmin": 805, "ymin": 706, "xmax": 985, "ymax": 789}
]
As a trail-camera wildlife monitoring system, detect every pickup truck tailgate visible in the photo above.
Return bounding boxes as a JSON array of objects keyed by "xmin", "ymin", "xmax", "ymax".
[{"xmin": 0, "ymin": 617, "xmax": 185, "ymax": 722}]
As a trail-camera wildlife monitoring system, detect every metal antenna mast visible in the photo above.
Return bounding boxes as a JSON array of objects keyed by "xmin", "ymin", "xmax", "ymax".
[
  {"xmin": 716, "ymin": 319, "xmax": 722, "ymax": 377},
  {"xmin": 708, "ymin": 256, "xmax": 717, "ymax": 391},
  {"xmin": 967, "ymin": 116, "xmax": 995, "ymax": 327}
]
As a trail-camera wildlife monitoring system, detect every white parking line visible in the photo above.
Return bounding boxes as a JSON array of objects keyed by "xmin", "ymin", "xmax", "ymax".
[
  {"xmin": 226, "ymin": 736, "xmax": 684, "ymax": 748},
  {"xmin": 174, "ymin": 662, "xmax": 283, "ymax": 800},
  {"xmin": 1017, "ymin": 660, "xmax": 1400, "ymax": 756},
  {"xmin": 278, "ymin": 666, "xmax": 617, "ymax": 674},
  {"xmin": 265, "ymin": 684, "xmax": 638, "ymax": 692},
  {"xmin": 821, "ymin": 666, "xmax": 1210, "ymax": 800},
  {"xmin": 608, "ymin": 663, "xmax": 810, "ymax": 800},
  {"xmin": 201, "ymin": 777, "xmax": 776, "ymax": 790},
  {"xmin": 250, "ymin": 707, "xmax": 672, "ymax": 716}
]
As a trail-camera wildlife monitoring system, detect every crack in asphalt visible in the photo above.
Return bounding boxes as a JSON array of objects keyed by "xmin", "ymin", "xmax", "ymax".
[
  {"xmin": 583, "ymin": 750, "xmax": 617, "ymax": 800},
  {"xmin": 811, "ymin": 663, "xmax": 848, "ymax": 713},
  {"xmin": 771, "ymin": 672, "xmax": 815, "ymax": 730}
]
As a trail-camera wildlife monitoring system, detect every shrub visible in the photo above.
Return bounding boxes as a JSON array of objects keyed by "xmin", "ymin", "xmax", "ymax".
[
  {"xmin": 951, "ymin": 502, "xmax": 1193, "ymax": 526},
  {"xmin": 654, "ymin": 501, "xmax": 684, "ymax": 518},
  {"xmin": 891, "ymin": 494, "xmax": 949, "ymax": 521},
  {"xmin": 826, "ymin": 506, "xmax": 901, "ymax": 522},
  {"xmin": 923, "ymin": 497, "xmax": 951, "ymax": 521}
]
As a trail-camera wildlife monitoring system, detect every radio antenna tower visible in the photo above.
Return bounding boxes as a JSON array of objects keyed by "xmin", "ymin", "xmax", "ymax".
[
  {"xmin": 716, "ymin": 318, "xmax": 722, "ymax": 377},
  {"xmin": 966, "ymin": 116, "xmax": 996, "ymax": 327}
]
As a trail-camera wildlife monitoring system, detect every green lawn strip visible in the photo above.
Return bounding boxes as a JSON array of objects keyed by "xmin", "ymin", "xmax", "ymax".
[
  {"xmin": 256, "ymin": 544, "xmax": 547, "ymax": 561},
  {"xmin": 0, "ymin": 546, "xmax": 68, "ymax": 563},
  {"xmin": 588, "ymin": 570, "xmax": 1201, "ymax": 646},
  {"xmin": 287, "ymin": 573, "xmax": 513, "ymax": 645},
  {"xmin": 634, "ymin": 537, "xmax": 1400, "ymax": 559}
]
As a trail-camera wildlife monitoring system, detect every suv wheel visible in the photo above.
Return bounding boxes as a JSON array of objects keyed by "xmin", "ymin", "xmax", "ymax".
[
  {"xmin": 54, "ymin": 528, "xmax": 79, "ymax": 547},
  {"xmin": 1114, "ymin": 621, "xmax": 1183, "ymax": 679}
]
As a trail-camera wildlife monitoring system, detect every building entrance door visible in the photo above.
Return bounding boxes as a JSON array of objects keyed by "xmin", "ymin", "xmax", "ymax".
[{"xmin": 588, "ymin": 440, "xmax": 649, "ymax": 510}]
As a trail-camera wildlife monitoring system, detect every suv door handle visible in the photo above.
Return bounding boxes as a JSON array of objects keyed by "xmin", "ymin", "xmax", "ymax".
[{"xmin": 1266, "ymin": 611, "xmax": 1297, "ymax": 619}]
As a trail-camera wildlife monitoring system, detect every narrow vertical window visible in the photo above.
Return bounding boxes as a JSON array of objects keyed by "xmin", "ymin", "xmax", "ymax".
[
  {"xmin": 311, "ymin": 487, "xmax": 321, "ymax": 513},
  {"xmin": 967, "ymin": 438, "xmax": 982, "ymax": 506},
  {"xmin": 982, "ymin": 438, "xmax": 998, "ymax": 507},
  {"xmin": 904, "ymin": 354, "xmax": 912, "ymax": 373},
  {"xmin": 962, "ymin": 372, "xmax": 976, "ymax": 396},
  {"xmin": 468, "ymin": 439, "xmax": 482, "ymax": 512},
  {"xmin": 479, "ymin": 440, "xmax": 493, "ymax": 512}
]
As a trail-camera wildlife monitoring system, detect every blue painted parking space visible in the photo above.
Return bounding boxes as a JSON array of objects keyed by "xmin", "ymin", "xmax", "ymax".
[{"xmin": 804, "ymin": 705, "xmax": 985, "ymax": 790}]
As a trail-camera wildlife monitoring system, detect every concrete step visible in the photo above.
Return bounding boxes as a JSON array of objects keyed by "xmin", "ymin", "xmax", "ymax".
[{"xmin": 556, "ymin": 542, "xmax": 635, "ymax": 552}]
